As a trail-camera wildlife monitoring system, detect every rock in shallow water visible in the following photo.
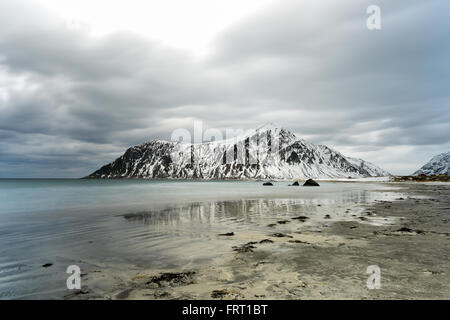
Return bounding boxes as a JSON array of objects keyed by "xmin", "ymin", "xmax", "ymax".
[
  {"xmin": 303, "ymin": 179, "xmax": 320, "ymax": 186},
  {"xmin": 270, "ymin": 233, "xmax": 293, "ymax": 238},
  {"xmin": 292, "ymin": 216, "xmax": 309, "ymax": 222},
  {"xmin": 218, "ymin": 232, "xmax": 234, "ymax": 236}
]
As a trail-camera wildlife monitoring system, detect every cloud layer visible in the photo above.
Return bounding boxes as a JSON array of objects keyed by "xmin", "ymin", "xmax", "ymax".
[{"xmin": 0, "ymin": 0, "xmax": 449, "ymax": 177}]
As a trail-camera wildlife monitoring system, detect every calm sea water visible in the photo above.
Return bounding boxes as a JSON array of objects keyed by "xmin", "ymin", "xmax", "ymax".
[{"xmin": 0, "ymin": 179, "xmax": 401, "ymax": 299}]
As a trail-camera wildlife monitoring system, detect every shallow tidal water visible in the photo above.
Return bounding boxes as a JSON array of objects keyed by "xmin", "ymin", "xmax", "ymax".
[{"xmin": 0, "ymin": 179, "xmax": 403, "ymax": 299}]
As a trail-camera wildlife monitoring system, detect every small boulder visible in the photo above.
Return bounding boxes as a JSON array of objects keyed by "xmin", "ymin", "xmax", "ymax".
[
  {"xmin": 263, "ymin": 182, "xmax": 273, "ymax": 186},
  {"xmin": 288, "ymin": 240, "xmax": 310, "ymax": 244},
  {"xmin": 292, "ymin": 216, "xmax": 309, "ymax": 222},
  {"xmin": 270, "ymin": 233, "xmax": 293, "ymax": 238},
  {"xmin": 218, "ymin": 232, "xmax": 234, "ymax": 236},
  {"xmin": 303, "ymin": 179, "xmax": 320, "ymax": 187},
  {"xmin": 289, "ymin": 181, "xmax": 300, "ymax": 186},
  {"xmin": 396, "ymin": 227, "xmax": 413, "ymax": 233}
]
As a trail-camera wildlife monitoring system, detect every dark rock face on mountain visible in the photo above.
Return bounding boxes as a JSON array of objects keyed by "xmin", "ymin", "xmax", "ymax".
[
  {"xmin": 85, "ymin": 125, "xmax": 390, "ymax": 180},
  {"xmin": 88, "ymin": 140, "xmax": 176, "ymax": 179},
  {"xmin": 413, "ymin": 151, "xmax": 450, "ymax": 176}
]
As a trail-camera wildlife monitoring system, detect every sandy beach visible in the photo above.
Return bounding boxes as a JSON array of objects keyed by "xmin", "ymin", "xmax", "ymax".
[{"xmin": 66, "ymin": 182, "xmax": 450, "ymax": 300}]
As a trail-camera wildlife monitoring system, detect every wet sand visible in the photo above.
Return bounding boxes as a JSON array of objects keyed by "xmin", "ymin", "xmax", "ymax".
[{"xmin": 72, "ymin": 183, "xmax": 450, "ymax": 300}]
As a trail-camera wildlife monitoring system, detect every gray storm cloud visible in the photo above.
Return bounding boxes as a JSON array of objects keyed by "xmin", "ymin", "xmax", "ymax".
[{"xmin": 0, "ymin": 0, "xmax": 449, "ymax": 177}]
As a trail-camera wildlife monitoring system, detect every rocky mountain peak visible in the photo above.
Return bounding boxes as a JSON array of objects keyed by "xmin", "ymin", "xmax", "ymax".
[
  {"xmin": 85, "ymin": 125, "xmax": 390, "ymax": 179},
  {"xmin": 413, "ymin": 151, "xmax": 450, "ymax": 176}
]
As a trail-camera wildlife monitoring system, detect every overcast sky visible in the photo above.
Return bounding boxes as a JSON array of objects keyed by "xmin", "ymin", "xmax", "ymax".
[{"xmin": 0, "ymin": 0, "xmax": 449, "ymax": 178}]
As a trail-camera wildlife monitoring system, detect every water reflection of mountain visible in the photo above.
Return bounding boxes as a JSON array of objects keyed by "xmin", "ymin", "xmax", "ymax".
[{"xmin": 122, "ymin": 190, "xmax": 374, "ymax": 226}]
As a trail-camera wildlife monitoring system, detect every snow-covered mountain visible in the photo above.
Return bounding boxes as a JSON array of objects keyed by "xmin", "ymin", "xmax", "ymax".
[
  {"xmin": 345, "ymin": 156, "xmax": 391, "ymax": 177},
  {"xmin": 85, "ymin": 125, "xmax": 390, "ymax": 179},
  {"xmin": 413, "ymin": 151, "xmax": 450, "ymax": 176}
]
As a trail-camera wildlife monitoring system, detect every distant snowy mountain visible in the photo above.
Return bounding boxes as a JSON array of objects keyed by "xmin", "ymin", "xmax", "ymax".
[
  {"xmin": 413, "ymin": 151, "xmax": 450, "ymax": 176},
  {"xmin": 85, "ymin": 125, "xmax": 390, "ymax": 180},
  {"xmin": 345, "ymin": 156, "xmax": 391, "ymax": 177}
]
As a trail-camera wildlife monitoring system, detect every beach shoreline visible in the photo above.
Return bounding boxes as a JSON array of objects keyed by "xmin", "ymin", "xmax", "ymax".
[{"xmin": 67, "ymin": 182, "xmax": 450, "ymax": 300}]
